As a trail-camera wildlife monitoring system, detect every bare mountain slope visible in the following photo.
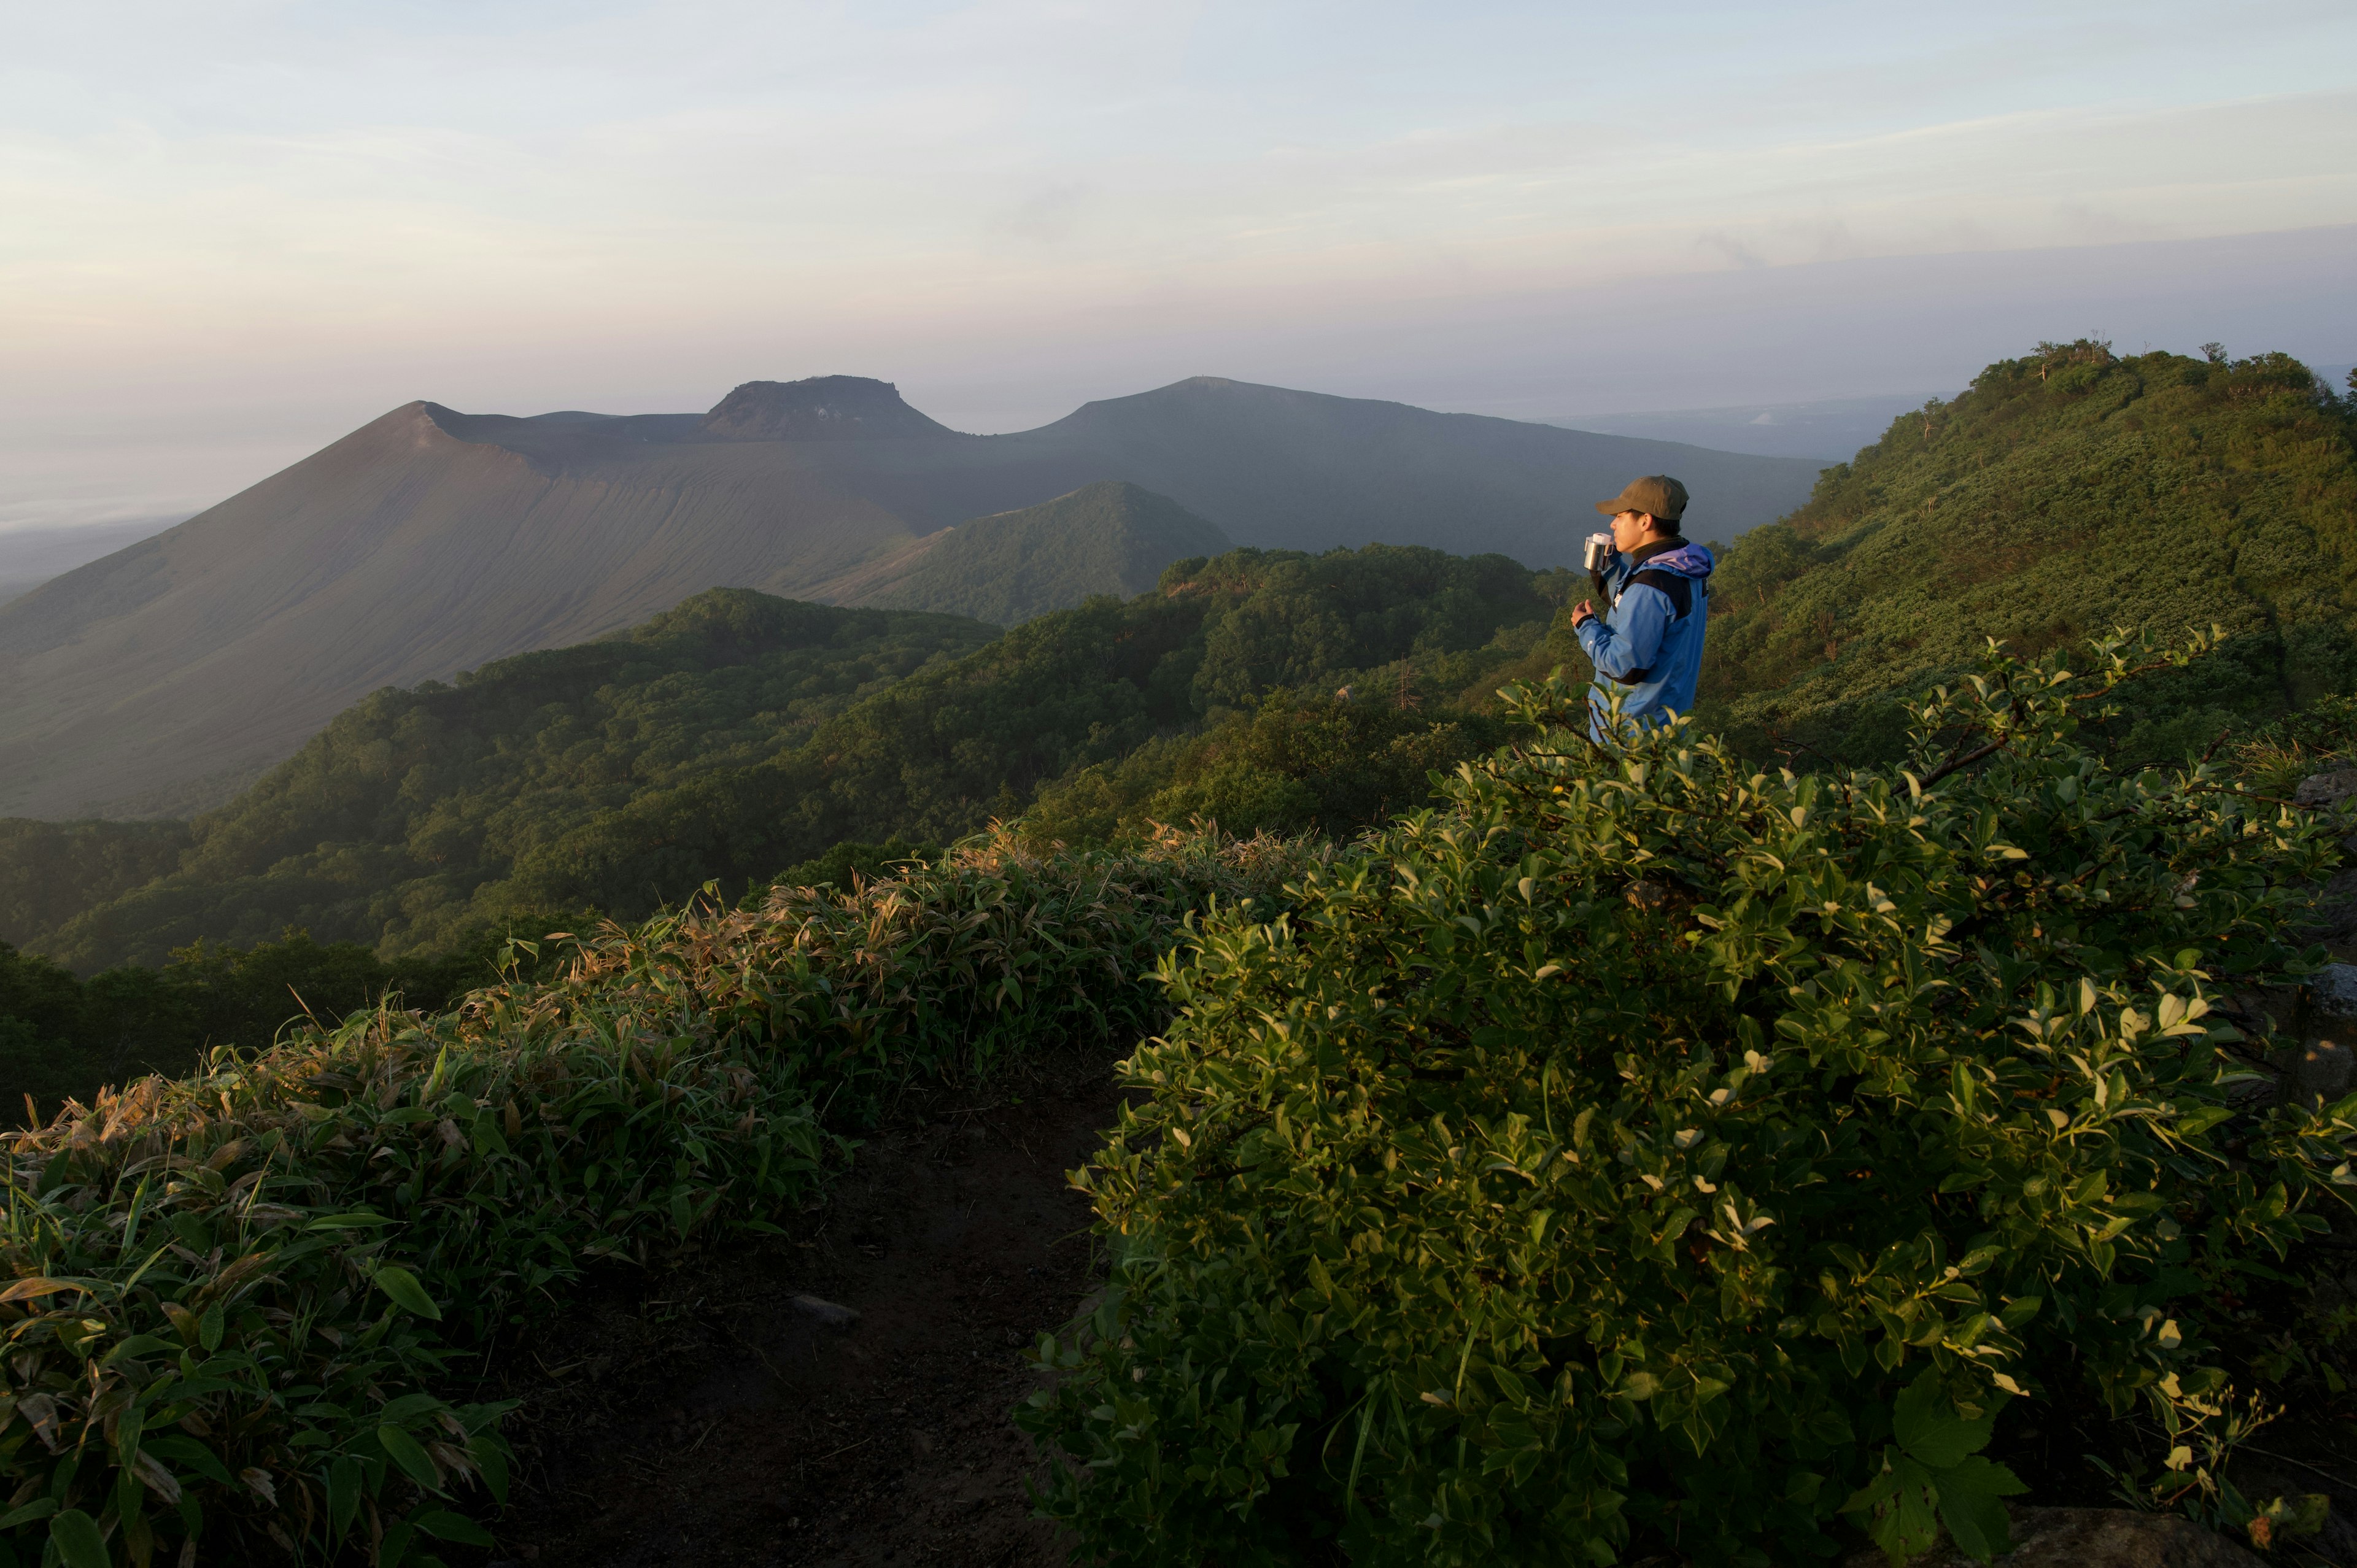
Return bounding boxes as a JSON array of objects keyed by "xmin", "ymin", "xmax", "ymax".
[
  {"xmin": 0, "ymin": 374, "xmax": 1820, "ymax": 819},
  {"xmin": 0, "ymin": 398, "xmax": 936, "ymax": 817},
  {"xmin": 815, "ymin": 481, "xmax": 1233, "ymax": 624},
  {"xmin": 1008, "ymin": 377, "xmax": 1823, "ymax": 559}
]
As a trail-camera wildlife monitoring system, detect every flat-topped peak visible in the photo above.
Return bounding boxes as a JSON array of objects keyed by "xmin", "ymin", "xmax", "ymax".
[{"xmin": 700, "ymin": 376, "xmax": 960, "ymax": 442}]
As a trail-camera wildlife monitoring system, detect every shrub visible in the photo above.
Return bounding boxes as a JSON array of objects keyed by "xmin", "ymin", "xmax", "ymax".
[
  {"xmin": 1022, "ymin": 637, "xmax": 2357, "ymax": 1567},
  {"xmin": 0, "ymin": 828, "xmax": 1315, "ymax": 1567}
]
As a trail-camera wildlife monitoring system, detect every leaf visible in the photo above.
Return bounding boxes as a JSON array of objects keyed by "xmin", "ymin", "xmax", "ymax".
[
  {"xmin": 133, "ymin": 1450, "xmax": 182, "ymax": 1505},
  {"xmin": 1933, "ymin": 1454, "xmax": 2028, "ymax": 1562},
  {"xmin": 142, "ymin": 1435, "xmax": 235, "ymax": 1488},
  {"xmin": 379, "ymin": 1424, "xmax": 446, "ymax": 1493},
  {"xmin": 47, "ymin": 1510, "xmax": 110, "ymax": 1568},
  {"xmin": 0, "ymin": 1278, "xmax": 86, "ymax": 1305},
  {"xmin": 0, "ymin": 1499, "xmax": 57, "ymax": 1529},
  {"xmin": 1843, "ymin": 1451, "xmax": 1940, "ymax": 1566},
  {"xmin": 1892, "ymin": 1371, "xmax": 1994, "ymax": 1468},
  {"xmin": 329, "ymin": 1456, "xmax": 363, "ymax": 1539},
  {"xmin": 413, "ymin": 1510, "xmax": 495, "ymax": 1546},
  {"xmin": 2174, "ymin": 1105, "xmax": 2234, "ymax": 1138},
  {"xmin": 240, "ymin": 1466, "xmax": 277, "ymax": 1505},
  {"xmin": 374, "ymin": 1265, "xmax": 444, "ymax": 1322},
  {"xmin": 466, "ymin": 1434, "xmax": 510, "ymax": 1504}
]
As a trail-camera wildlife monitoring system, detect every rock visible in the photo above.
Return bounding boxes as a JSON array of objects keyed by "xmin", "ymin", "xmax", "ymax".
[
  {"xmin": 1843, "ymin": 1507, "xmax": 2262, "ymax": 1568},
  {"xmin": 789, "ymin": 1294, "xmax": 860, "ymax": 1330},
  {"xmin": 2312, "ymin": 964, "xmax": 2357, "ymax": 1021},
  {"xmin": 2286, "ymin": 965, "xmax": 2357, "ymax": 1104},
  {"xmin": 2297, "ymin": 770, "xmax": 2357, "ymax": 810},
  {"xmin": 2295, "ymin": 1035, "xmax": 2356, "ymax": 1102}
]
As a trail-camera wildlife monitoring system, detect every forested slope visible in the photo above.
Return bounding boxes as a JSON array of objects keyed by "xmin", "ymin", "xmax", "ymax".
[
  {"xmin": 4, "ymin": 593, "xmax": 997, "ymax": 968},
  {"xmin": 1698, "ymin": 343, "xmax": 2357, "ymax": 758},
  {"xmin": 6, "ymin": 547, "xmax": 1563, "ymax": 972}
]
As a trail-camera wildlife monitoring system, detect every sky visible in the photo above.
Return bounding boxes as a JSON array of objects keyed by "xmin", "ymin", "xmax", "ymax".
[{"xmin": 4, "ymin": 0, "xmax": 2355, "ymax": 531}]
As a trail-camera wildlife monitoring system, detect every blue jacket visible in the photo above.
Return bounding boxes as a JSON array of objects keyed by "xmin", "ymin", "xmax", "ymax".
[{"xmin": 1574, "ymin": 539, "xmax": 1715, "ymax": 740}]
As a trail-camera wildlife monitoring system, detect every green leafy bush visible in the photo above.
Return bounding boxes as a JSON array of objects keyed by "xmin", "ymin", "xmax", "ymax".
[
  {"xmin": 1023, "ymin": 638, "xmax": 2357, "ymax": 1567},
  {"xmin": 0, "ymin": 829, "xmax": 1315, "ymax": 1566},
  {"xmin": 1024, "ymin": 695, "xmax": 1511, "ymax": 848}
]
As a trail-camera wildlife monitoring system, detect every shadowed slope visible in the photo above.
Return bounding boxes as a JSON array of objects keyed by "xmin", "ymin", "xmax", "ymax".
[
  {"xmin": 0, "ymin": 399, "xmax": 932, "ymax": 818},
  {"xmin": 817, "ymin": 481, "xmax": 1233, "ymax": 624},
  {"xmin": 1006, "ymin": 376, "xmax": 1824, "ymax": 558}
]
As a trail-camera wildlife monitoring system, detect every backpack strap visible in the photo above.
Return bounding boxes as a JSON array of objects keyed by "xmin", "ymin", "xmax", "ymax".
[
  {"xmin": 1604, "ymin": 570, "xmax": 1702, "ymax": 684},
  {"xmin": 1625, "ymin": 568, "xmax": 1694, "ymax": 620}
]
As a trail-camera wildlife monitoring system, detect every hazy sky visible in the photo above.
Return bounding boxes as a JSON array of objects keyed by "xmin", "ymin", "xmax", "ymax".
[{"xmin": 5, "ymin": 0, "xmax": 2355, "ymax": 529}]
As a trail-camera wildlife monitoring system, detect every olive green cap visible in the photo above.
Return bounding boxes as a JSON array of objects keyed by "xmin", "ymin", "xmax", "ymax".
[{"xmin": 1595, "ymin": 474, "xmax": 1689, "ymax": 522}]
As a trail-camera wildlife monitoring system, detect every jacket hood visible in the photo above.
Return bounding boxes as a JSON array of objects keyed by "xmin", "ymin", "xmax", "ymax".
[{"xmin": 1629, "ymin": 541, "xmax": 1715, "ymax": 579}]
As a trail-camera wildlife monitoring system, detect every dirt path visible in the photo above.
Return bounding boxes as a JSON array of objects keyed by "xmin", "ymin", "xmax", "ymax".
[{"xmin": 460, "ymin": 1049, "xmax": 1120, "ymax": 1567}]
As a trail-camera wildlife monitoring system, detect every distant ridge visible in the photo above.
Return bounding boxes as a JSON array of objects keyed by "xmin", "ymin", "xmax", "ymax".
[
  {"xmin": 0, "ymin": 374, "xmax": 1821, "ymax": 818},
  {"xmin": 818, "ymin": 481, "xmax": 1233, "ymax": 625},
  {"xmin": 700, "ymin": 376, "xmax": 962, "ymax": 442}
]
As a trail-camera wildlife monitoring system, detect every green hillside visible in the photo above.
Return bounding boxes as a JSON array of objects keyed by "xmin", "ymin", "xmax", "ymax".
[
  {"xmin": 1698, "ymin": 342, "xmax": 2357, "ymax": 759},
  {"xmin": 4, "ymin": 545, "xmax": 1561, "ymax": 977},
  {"xmin": 834, "ymin": 480, "xmax": 1234, "ymax": 624},
  {"xmin": 4, "ymin": 593, "xmax": 998, "ymax": 969}
]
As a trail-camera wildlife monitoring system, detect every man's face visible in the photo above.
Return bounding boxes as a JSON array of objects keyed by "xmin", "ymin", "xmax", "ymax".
[{"xmin": 1610, "ymin": 509, "xmax": 1652, "ymax": 552}]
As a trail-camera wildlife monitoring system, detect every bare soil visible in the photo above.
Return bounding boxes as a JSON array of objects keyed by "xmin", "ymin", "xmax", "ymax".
[{"xmin": 454, "ymin": 1047, "xmax": 1120, "ymax": 1568}]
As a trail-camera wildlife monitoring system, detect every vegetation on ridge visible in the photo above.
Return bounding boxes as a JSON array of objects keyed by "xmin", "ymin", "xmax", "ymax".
[
  {"xmin": 1700, "ymin": 343, "xmax": 2357, "ymax": 763},
  {"xmin": 1024, "ymin": 635, "xmax": 2357, "ymax": 1565},
  {"xmin": 0, "ymin": 827, "xmax": 1318, "ymax": 1567},
  {"xmin": 4, "ymin": 546, "xmax": 1559, "ymax": 978}
]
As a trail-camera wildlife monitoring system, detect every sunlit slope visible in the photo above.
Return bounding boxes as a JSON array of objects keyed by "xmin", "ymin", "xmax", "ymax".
[{"xmin": 1699, "ymin": 345, "xmax": 2357, "ymax": 757}]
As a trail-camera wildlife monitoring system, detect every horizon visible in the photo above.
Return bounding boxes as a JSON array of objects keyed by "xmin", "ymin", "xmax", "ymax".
[{"xmin": 6, "ymin": 1, "xmax": 2355, "ymax": 531}]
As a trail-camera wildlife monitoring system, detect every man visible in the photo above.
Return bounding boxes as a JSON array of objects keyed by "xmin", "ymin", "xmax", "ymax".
[{"xmin": 1568, "ymin": 476, "xmax": 1714, "ymax": 742}]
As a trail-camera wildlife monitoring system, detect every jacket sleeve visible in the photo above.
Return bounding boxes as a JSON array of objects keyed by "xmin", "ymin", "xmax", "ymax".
[{"xmin": 1576, "ymin": 582, "xmax": 1672, "ymax": 681}]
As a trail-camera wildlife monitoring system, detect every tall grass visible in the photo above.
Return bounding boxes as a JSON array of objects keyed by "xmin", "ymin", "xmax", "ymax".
[{"xmin": 0, "ymin": 827, "xmax": 1312, "ymax": 1567}]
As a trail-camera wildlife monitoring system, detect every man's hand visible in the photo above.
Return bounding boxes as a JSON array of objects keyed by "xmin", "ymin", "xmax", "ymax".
[{"xmin": 1569, "ymin": 600, "xmax": 1596, "ymax": 629}]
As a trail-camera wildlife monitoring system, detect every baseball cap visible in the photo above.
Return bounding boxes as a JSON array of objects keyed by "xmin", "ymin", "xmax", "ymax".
[{"xmin": 1595, "ymin": 476, "xmax": 1689, "ymax": 523}]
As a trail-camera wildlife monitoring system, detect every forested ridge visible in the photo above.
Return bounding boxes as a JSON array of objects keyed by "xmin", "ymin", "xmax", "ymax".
[
  {"xmin": 0, "ymin": 545, "xmax": 1561, "ymax": 1106},
  {"xmin": 1699, "ymin": 341, "xmax": 2357, "ymax": 759}
]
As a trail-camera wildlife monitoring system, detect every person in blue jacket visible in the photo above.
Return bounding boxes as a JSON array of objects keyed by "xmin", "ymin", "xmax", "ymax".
[{"xmin": 1568, "ymin": 476, "xmax": 1714, "ymax": 743}]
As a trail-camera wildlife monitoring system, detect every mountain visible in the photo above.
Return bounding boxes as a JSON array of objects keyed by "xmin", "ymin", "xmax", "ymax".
[
  {"xmin": 8, "ymin": 544, "xmax": 1557, "ymax": 970},
  {"xmin": 1545, "ymin": 392, "xmax": 1946, "ymax": 462},
  {"xmin": 1696, "ymin": 343, "xmax": 2357, "ymax": 760},
  {"xmin": 816, "ymin": 481, "xmax": 1233, "ymax": 624},
  {"xmin": 0, "ymin": 374, "xmax": 1820, "ymax": 819}
]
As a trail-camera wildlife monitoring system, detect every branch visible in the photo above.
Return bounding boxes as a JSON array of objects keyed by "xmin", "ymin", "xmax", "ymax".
[{"xmin": 1916, "ymin": 733, "xmax": 2012, "ymax": 789}]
